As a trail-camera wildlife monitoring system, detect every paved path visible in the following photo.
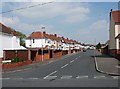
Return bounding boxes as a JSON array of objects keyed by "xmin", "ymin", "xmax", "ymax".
[{"xmin": 94, "ymin": 51, "xmax": 120, "ymax": 76}]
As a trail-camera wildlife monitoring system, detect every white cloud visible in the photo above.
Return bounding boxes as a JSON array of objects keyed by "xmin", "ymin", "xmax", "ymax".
[
  {"xmin": 2, "ymin": 16, "xmax": 60, "ymax": 36},
  {"xmin": 75, "ymin": 19, "xmax": 109, "ymax": 44},
  {"xmin": 13, "ymin": 2, "xmax": 90, "ymax": 23},
  {"xmin": 2, "ymin": 16, "xmax": 20, "ymax": 25}
]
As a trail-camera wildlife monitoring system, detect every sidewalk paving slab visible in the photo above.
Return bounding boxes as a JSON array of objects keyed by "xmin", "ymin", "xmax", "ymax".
[{"xmin": 94, "ymin": 51, "xmax": 120, "ymax": 76}]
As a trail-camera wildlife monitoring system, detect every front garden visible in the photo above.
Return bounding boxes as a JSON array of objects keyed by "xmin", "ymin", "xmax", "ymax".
[{"xmin": 2, "ymin": 57, "xmax": 32, "ymax": 69}]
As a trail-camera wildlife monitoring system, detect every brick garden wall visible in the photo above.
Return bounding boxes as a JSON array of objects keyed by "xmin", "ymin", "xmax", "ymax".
[
  {"xmin": 109, "ymin": 49, "xmax": 120, "ymax": 60},
  {"xmin": 35, "ymin": 50, "xmax": 50, "ymax": 62},
  {"xmin": 5, "ymin": 50, "xmax": 28, "ymax": 61},
  {"xmin": 53, "ymin": 51, "xmax": 62, "ymax": 58},
  {"xmin": 62, "ymin": 50, "xmax": 68, "ymax": 55}
]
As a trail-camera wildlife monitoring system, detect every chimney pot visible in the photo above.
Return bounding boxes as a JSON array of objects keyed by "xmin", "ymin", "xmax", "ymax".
[
  {"xmin": 54, "ymin": 34, "xmax": 57, "ymax": 37},
  {"xmin": 43, "ymin": 31, "xmax": 46, "ymax": 34}
]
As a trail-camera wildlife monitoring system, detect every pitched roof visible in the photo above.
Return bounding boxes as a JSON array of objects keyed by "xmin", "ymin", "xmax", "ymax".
[
  {"xmin": 48, "ymin": 34, "xmax": 61, "ymax": 41},
  {"xmin": 26, "ymin": 32, "xmax": 49, "ymax": 39},
  {"xmin": 111, "ymin": 10, "xmax": 120, "ymax": 23},
  {"xmin": 0, "ymin": 23, "xmax": 13, "ymax": 34},
  {"xmin": 26, "ymin": 31, "xmax": 81, "ymax": 44},
  {"xmin": 0, "ymin": 23, "xmax": 18, "ymax": 36}
]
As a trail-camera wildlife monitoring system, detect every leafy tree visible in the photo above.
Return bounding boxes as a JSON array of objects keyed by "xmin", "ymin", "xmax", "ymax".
[
  {"xmin": 16, "ymin": 31, "xmax": 26, "ymax": 47},
  {"xmin": 9, "ymin": 27, "xmax": 26, "ymax": 47},
  {"xmin": 96, "ymin": 42, "xmax": 101, "ymax": 49}
]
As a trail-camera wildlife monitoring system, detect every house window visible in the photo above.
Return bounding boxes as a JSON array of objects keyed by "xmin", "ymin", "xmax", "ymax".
[
  {"xmin": 54, "ymin": 41, "xmax": 56, "ymax": 44},
  {"xmin": 47, "ymin": 40, "xmax": 50, "ymax": 44},
  {"xmin": 33, "ymin": 39, "xmax": 35, "ymax": 43}
]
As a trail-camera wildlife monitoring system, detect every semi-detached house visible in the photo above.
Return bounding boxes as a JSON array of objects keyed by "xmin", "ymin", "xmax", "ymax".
[
  {"xmin": 26, "ymin": 31, "xmax": 62, "ymax": 50},
  {"xmin": 25, "ymin": 31, "xmax": 82, "ymax": 61},
  {"xmin": 109, "ymin": 10, "xmax": 120, "ymax": 59},
  {"xmin": 26, "ymin": 31, "xmax": 63, "ymax": 61},
  {"xmin": 0, "ymin": 23, "xmax": 26, "ymax": 61}
]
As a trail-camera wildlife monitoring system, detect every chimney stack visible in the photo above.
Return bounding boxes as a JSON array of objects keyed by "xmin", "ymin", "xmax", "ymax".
[
  {"xmin": 43, "ymin": 31, "xmax": 46, "ymax": 34},
  {"xmin": 54, "ymin": 34, "xmax": 57, "ymax": 37}
]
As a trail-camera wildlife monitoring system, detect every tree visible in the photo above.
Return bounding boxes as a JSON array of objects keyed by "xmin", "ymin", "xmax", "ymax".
[
  {"xmin": 9, "ymin": 27, "xmax": 26, "ymax": 47},
  {"xmin": 96, "ymin": 42, "xmax": 101, "ymax": 49},
  {"xmin": 16, "ymin": 31, "xmax": 26, "ymax": 47}
]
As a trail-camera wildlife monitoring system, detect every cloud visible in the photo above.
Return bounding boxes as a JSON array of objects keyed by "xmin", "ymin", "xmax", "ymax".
[
  {"xmin": 12, "ymin": 2, "xmax": 90, "ymax": 23},
  {"xmin": 2, "ymin": 16, "xmax": 20, "ymax": 25},
  {"xmin": 2, "ymin": 16, "xmax": 61, "ymax": 36},
  {"xmin": 75, "ymin": 19, "xmax": 109, "ymax": 44}
]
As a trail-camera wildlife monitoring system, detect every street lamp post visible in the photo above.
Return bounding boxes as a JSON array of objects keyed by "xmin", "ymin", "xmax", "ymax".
[{"xmin": 41, "ymin": 27, "xmax": 45, "ymax": 62}]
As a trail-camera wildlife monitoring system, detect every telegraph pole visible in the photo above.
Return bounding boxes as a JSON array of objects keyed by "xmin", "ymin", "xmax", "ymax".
[{"xmin": 41, "ymin": 27, "xmax": 45, "ymax": 62}]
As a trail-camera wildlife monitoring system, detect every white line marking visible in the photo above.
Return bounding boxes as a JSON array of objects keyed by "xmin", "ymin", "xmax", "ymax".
[
  {"xmin": 70, "ymin": 60, "xmax": 74, "ymax": 63},
  {"xmin": 47, "ymin": 71, "xmax": 57, "ymax": 76},
  {"xmin": 2, "ymin": 68, "xmax": 32, "ymax": 74},
  {"xmin": 76, "ymin": 76, "xmax": 88, "ymax": 79},
  {"xmin": 44, "ymin": 76, "xmax": 57, "ymax": 79},
  {"xmin": 28, "ymin": 78, "xmax": 39, "ymax": 80},
  {"xmin": 75, "ymin": 58, "xmax": 78, "ymax": 59},
  {"xmin": 61, "ymin": 76, "xmax": 72, "ymax": 79},
  {"xmin": 2, "ymin": 78, "xmax": 10, "ymax": 80},
  {"xmin": 43, "ymin": 71, "xmax": 57, "ymax": 79},
  {"xmin": 61, "ymin": 64, "xmax": 69, "ymax": 68},
  {"xmin": 16, "ymin": 70, "xmax": 22, "ymax": 72},
  {"xmin": 94, "ymin": 75, "xmax": 106, "ymax": 79},
  {"xmin": 23, "ymin": 68, "xmax": 32, "ymax": 71},
  {"xmin": 112, "ymin": 76, "xmax": 120, "ymax": 79},
  {"xmin": 49, "ymin": 61, "xmax": 54, "ymax": 64},
  {"xmin": 3, "ymin": 71, "xmax": 16, "ymax": 73},
  {"xmin": 115, "ymin": 66, "xmax": 120, "ymax": 68}
]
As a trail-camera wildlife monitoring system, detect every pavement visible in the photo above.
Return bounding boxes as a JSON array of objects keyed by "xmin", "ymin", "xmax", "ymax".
[
  {"xmin": 94, "ymin": 51, "xmax": 120, "ymax": 76},
  {"xmin": 1, "ymin": 50, "xmax": 120, "ymax": 87}
]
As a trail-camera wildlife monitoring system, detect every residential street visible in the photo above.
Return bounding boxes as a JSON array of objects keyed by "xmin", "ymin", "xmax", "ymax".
[{"xmin": 2, "ymin": 50, "xmax": 119, "ymax": 87}]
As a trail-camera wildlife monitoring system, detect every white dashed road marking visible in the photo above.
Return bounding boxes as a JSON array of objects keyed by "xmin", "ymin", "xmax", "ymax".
[
  {"xmin": 61, "ymin": 64, "xmax": 69, "ymax": 68},
  {"xmin": 76, "ymin": 76, "xmax": 88, "ymax": 79},
  {"xmin": 28, "ymin": 78, "xmax": 39, "ymax": 80},
  {"xmin": 47, "ymin": 71, "xmax": 57, "ymax": 76},
  {"xmin": 2, "ymin": 68, "xmax": 32, "ymax": 74},
  {"xmin": 115, "ymin": 65, "xmax": 120, "ymax": 68},
  {"xmin": 0, "ymin": 78, "xmax": 10, "ymax": 80},
  {"xmin": 94, "ymin": 75, "xmax": 106, "ymax": 79},
  {"xmin": 43, "ymin": 71, "xmax": 57, "ymax": 79},
  {"xmin": 61, "ymin": 76, "xmax": 72, "ymax": 79},
  {"xmin": 44, "ymin": 76, "xmax": 57, "ymax": 79},
  {"xmin": 112, "ymin": 76, "xmax": 120, "ymax": 79},
  {"xmin": 70, "ymin": 60, "xmax": 74, "ymax": 63}
]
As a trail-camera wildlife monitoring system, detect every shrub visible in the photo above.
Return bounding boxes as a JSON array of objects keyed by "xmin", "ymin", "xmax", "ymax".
[{"xmin": 12, "ymin": 57, "xmax": 19, "ymax": 63}]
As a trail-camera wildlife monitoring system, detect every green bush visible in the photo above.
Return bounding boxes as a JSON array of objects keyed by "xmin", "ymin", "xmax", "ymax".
[{"xmin": 12, "ymin": 57, "xmax": 19, "ymax": 63}]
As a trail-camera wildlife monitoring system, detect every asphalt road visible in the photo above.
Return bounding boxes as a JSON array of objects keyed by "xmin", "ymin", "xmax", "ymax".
[{"xmin": 2, "ymin": 50, "xmax": 119, "ymax": 87}]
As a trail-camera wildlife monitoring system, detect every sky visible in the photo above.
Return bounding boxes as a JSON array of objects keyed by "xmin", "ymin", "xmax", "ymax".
[{"xmin": 0, "ymin": 0, "xmax": 119, "ymax": 44}]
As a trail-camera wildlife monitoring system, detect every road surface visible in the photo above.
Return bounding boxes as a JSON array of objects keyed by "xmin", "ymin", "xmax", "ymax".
[{"xmin": 2, "ymin": 50, "xmax": 119, "ymax": 87}]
